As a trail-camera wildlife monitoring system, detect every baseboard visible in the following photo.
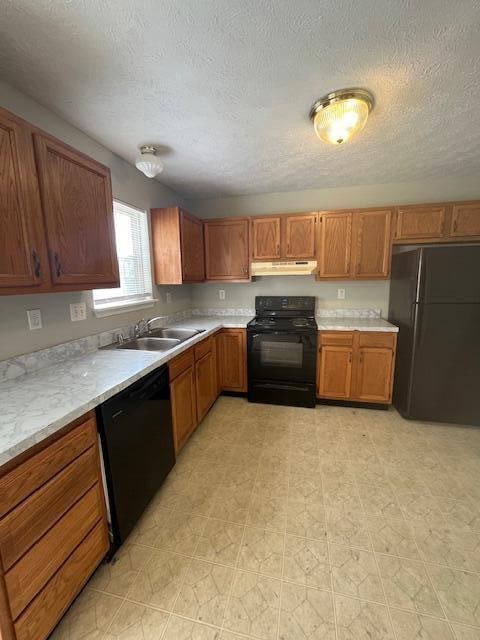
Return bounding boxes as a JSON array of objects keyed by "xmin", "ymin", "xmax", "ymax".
[{"xmin": 316, "ymin": 398, "xmax": 389, "ymax": 411}]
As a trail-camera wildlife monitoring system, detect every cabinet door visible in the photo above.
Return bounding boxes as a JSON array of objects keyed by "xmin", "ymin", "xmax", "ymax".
[
  {"xmin": 195, "ymin": 351, "xmax": 216, "ymax": 422},
  {"xmin": 450, "ymin": 203, "xmax": 480, "ymax": 239},
  {"xmin": 34, "ymin": 134, "xmax": 119, "ymax": 287},
  {"xmin": 351, "ymin": 210, "xmax": 392, "ymax": 279},
  {"xmin": 394, "ymin": 206, "xmax": 446, "ymax": 241},
  {"xmin": 251, "ymin": 216, "xmax": 281, "ymax": 260},
  {"xmin": 180, "ymin": 210, "xmax": 205, "ymax": 282},
  {"xmin": 217, "ymin": 329, "xmax": 247, "ymax": 392},
  {"xmin": 352, "ymin": 347, "xmax": 394, "ymax": 403},
  {"xmin": 170, "ymin": 366, "xmax": 197, "ymax": 451},
  {"xmin": 318, "ymin": 346, "xmax": 353, "ymax": 399},
  {"xmin": 284, "ymin": 213, "xmax": 317, "ymax": 258},
  {"xmin": 205, "ymin": 218, "xmax": 249, "ymax": 280},
  {"xmin": 317, "ymin": 212, "xmax": 352, "ymax": 278},
  {"xmin": 0, "ymin": 112, "xmax": 49, "ymax": 291}
]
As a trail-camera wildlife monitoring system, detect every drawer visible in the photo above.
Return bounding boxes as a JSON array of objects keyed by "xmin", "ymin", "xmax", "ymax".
[
  {"xmin": 319, "ymin": 331, "xmax": 354, "ymax": 347},
  {"xmin": 14, "ymin": 519, "xmax": 109, "ymax": 640},
  {"xmin": 357, "ymin": 332, "xmax": 397, "ymax": 349},
  {"xmin": 169, "ymin": 347, "xmax": 194, "ymax": 380},
  {"xmin": 0, "ymin": 446, "xmax": 98, "ymax": 571},
  {"xmin": 194, "ymin": 336, "xmax": 213, "ymax": 361},
  {"xmin": 5, "ymin": 483, "xmax": 104, "ymax": 619},
  {"xmin": 0, "ymin": 415, "xmax": 96, "ymax": 518}
]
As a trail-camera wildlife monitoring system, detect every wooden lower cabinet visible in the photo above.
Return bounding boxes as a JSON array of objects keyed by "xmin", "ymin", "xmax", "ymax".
[
  {"xmin": 0, "ymin": 412, "xmax": 109, "ymax": 640},
  {"xmin": 195, "ymin": 350, "xmax": 217, "ymax": 422},
  {"xmin": 216, "ymin": 329, "xmax": 247, "ymax": 392},
  {"xmin": 317, "ymin": 331, "xmax": 397, "ymax": 404},
  {"xmin": 170, "ymin": 364, "xmax": 197, "ymax": 451}
]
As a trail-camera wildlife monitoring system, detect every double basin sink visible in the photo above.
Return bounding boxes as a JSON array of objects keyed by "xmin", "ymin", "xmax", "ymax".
[{"xmin": 115, "ymin": 328, "xmax": 205, "ymax": 352}]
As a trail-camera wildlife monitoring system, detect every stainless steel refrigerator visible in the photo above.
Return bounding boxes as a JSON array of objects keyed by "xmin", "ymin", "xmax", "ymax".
[{"xmin": 388, "ymin": 244, "xmax": 480, "ymax": 425}]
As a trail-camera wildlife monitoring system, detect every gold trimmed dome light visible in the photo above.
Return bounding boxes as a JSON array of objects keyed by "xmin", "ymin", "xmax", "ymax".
[{"xmin": 309, "ymin": 88, "xmax": 374, "ymax": 145}]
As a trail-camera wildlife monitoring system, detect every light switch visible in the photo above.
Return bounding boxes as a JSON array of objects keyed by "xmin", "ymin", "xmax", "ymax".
[
  {"xmin": 27, "ymin": 309, "xmax": 42, "ymax": 330},
  {"xmin": 166, "ymin": 292, "xmax": 172, "ymax": 304},
  {"xmin": 337, "ymin": 288, "xmax": 346, "ymax": 300},
  {"xmin": 219, "ymin": 289, "xmax": 225, "ymax": 300},
  {"xmin": 70, "ymin": 302, "xmax": 87, "ymax": 321}
]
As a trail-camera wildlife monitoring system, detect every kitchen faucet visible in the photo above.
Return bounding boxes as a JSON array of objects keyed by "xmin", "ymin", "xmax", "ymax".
[{"xmin": 134, "ymin": 316, "xmax": 167, "ymax": 337}]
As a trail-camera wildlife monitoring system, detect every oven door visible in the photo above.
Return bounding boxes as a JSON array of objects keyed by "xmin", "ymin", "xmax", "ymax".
[{"xmin": 247, "ymin": 330, "xmax": 317, "ymax": 383}]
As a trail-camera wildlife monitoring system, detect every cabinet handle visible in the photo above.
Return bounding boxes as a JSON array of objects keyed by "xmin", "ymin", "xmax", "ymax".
[
  {"xmin": 53, "ymin": 252, "xmax": 62, "ymax": 278},
  {"xmin": 287, "ymin": 243, "xmax": 290, "ymax": 253},
  {"xmin": 359, "ymin": 352, "xmax": 363, "ymax": 364},
  {"xmin": 32, "ymin": 250, "xmax": 41, "ymax": 278},
  {"xmin": 453, "ymin": 218, "xmax": 458, "ymax": 233},
  {"xmin": 348, "ymin": 352, "xmax": 352, "ymax": 363},
  {"xmin": 276, "ymin": 244, "xmax": 280, "ymax": 255}
]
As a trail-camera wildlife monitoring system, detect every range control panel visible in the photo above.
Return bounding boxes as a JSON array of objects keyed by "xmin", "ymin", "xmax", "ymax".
[{"xmin": 255, "ymin": 296, "xmax": 316, "ymax": 314}]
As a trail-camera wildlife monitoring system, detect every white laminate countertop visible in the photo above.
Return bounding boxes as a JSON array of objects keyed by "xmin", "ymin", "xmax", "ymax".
[
  {"xmin": 0, "ymin": 316, "xmax": 252, "ymax": 467},
  {"xmin": 315, "ymin": 317, "xmax": 398, "ymax": 332}
]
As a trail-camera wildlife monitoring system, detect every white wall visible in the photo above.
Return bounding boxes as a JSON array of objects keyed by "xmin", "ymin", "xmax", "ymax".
[{"xmin": 0, "ymin": 80, "xmax": 190, "ymax": 360}]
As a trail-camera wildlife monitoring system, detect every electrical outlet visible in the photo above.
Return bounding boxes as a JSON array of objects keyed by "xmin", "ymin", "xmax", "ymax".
[
  {"xmin": 166, "ymin": 292, "xmax": 172, "ymax": 304},
  {"xmin": 27, "ymin": 309, "xmax": 42, "ymax": 330},
  {"xmin": 219, "ymin": 289, "xmax": 225, "ymax": 300},
  {"xmin": 337, "ymin": 288, "xmax": 346, "ymax": 300},
  {"xmin": 70, "ymin": 302, "xmax": 87, "ymax": 322}
]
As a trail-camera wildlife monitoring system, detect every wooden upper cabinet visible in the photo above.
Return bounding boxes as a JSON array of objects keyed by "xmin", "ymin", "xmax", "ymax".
[
  {"xmin": 318, "ymin": 212, "xmax": 352, "ymax": 278},
  {"xmin": 0, "ymin": 111, "xmax": 49, "ymax": 293},
  {"xmin": 284, "ymin": 213, "xmax": 317, "ymax": 258},
  {"xmin": 33, "ymin": 134, "xmax": 119, "ymax": 287},
  {"xmin": 450, "ymin": 203, "xmax": 480, "ymax": 239},
  {"xmin": 394, "ymin": 206, "xmax": 446, "ymax": 241},
  {"xmin": 351, "ymin": 209, "xmax": 392, "ymax": 279},
  {"xmin": 204, "ymin": 218, "xmax": 250, "ymax": 280},
  {"xmin": 151, "ymin": 207, "xmax": 204, "ymax": 284},
  {"xmin": 251, "ymin": 216, "xmax": 281, "ymax": 260}
]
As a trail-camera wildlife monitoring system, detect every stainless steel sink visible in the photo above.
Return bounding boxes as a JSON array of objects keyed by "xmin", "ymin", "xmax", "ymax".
[
  {"xmin": 116, "ymin": 337, "xmax": 181, "ymax": 351},
  {"xmin": 147, "ymin": 328, "xmax": 205, "ymax": 341}
]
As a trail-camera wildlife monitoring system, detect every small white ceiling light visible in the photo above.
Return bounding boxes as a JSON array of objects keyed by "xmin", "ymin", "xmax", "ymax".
[
  {"xmin": 135, "ymin": 145, "xmax": 164, "ymax": 178},
  {"xmin": 309, "ymin": 88, "xmax": 374, "ymax": 145}
]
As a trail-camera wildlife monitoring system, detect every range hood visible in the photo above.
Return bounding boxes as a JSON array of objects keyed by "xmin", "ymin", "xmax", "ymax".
[{"xmin": 251, "ymin": 260, "xmax": 318, "ymax": 276}]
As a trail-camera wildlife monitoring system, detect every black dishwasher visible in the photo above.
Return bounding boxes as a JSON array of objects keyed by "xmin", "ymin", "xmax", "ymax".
[{"xmin": 96, "ymin": 365, "xmax": 175, "ymax": 550}]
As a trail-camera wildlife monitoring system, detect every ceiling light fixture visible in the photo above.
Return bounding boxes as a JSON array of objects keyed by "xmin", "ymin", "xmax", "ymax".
[
  {"xmin": 309, "ymin": 88, "xmax": 374, "ymax": 145},
  {"xmin": 135, "ymin": 145, "xmax": 164, "ymax": 178}
]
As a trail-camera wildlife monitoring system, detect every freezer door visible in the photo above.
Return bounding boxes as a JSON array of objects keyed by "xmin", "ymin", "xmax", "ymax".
[
  {"xmin": 408, "ymin": 303, "xmax": 480, "ymax": 425},
  {"xmin": 419, "ymin": 245, "xmax": 480, "ymax": 303}
]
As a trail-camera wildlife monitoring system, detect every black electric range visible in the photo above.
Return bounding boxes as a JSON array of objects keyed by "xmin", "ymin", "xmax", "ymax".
[{"xmin": 247, "ymin": 296, "xmax": 317, "ymax": 408}]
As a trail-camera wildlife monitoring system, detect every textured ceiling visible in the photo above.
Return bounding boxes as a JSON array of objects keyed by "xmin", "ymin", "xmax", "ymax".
[{"xmin": 1, "ymin": 0, "xmax": 479, "ymax": 198}]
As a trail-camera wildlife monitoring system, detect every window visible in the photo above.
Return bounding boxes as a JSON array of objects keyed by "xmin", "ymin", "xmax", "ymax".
[{"xmin": 93, "ymin": 200, "xmax": 154, "ymax": 315}]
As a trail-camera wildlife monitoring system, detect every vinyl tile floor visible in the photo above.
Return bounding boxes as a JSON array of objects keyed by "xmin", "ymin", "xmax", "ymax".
[{"xmin": 51, "ymin": 397, "xmax": 480, "ymax": 640}]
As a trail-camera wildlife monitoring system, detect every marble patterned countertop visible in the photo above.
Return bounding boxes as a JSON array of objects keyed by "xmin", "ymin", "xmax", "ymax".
[
  {"xmin": 0, "ymin": 316, "xmax": 252, "ymax": 467},
  {"xmin": 315, "ymin": 317, "xmax": 398, "ymax": 332}
]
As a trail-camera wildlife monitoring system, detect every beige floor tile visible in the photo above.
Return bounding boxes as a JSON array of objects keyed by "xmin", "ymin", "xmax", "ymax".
[
  {"xmin": 248, "ymin": 495, "xmax": 286, "ymax": 532},
  {"xmin": 377, "ymin": 554, "xmax": 443, "ymax": 616},
  {"xmin": 129, "ymin": 505, "xmax": 173, "ymax": 547},
  {"xmin": 323, "ymin": 480, "xmax": 361, "ymax": 512},
  {"xmin": 163, "ymin": 615, "xmax": 221, "ymax": 639},
  {"xmin": 326, "ymin": 508, "xmax": 372, "ymax": 550},
  {"xmin": 396, "ymin": 491, "xmax": 447, "ymax": 525},
  {"xmin": 286, "ymin": 499, "xmax": 326, "ymax": 541},
  {"xmin": 238, "ymin": 526, "xmax": 284, "ymax": 578},
  {"xmin": 194, "ymin": 519, "xmax": 244, "ymax": 566},
  {"xmin": 440, "ymin": 498, "xmax": 480, "ymax": 533},
  {"xmin": 254, "ymin": 470, "xmax": 289, "ymax": 500},
  {"xmin": 367, "ymin": 516, "xmax": 420, "ymax": 560},
  {"xmin": 211, "ymin": 489, "xmax": 252, "ymax": 525},
  {"xmin": 279, "ymin": 581, "xmax": 335, "ymax": 640},
  {"xmin": 412, "ymin": 522, "xmax": 480, "ymax": 572},
  {"xmin": 220, "ymin": 632, "xmax": 256, "ymax": 640},
  {"xmin": 221, "ymin": 465, "xmax": 257, "ymax": 493},
  {"xmin": 89, "ymin": 543, "xmax": 153, "ymax": 597},
  {"xmin": 105, "ymin": 601, "xmax": 169, "ymax": 639},
  {"xmin": 128, "ymin": 550, "xmax": 190, "ymax": 611},
  {"xmin": 288, "ymin": 472, "xmax": 323, "ymax": 503},
  {"xmin": 334, "ymin": 594, "xmax": 394, "ymax": 639},
  {"xmin": 389, "ymin": 608, "xmax": 454, "ymax": 640},
  {"xmin": 357, "ymin": 482, "xmax": 404, "ymax": 519},
  {"xmin": 153, "ymin": 510, "xmax": 209, "ymax": 555},
  {"xmin": 329, "ymin": 544, "xmax": 384, "ymax": 602},
  {"xmin": 176, "ymin": 485, "xmax": 217, "ymax": 516},
  {"xmin": 451, "ymin": 623, "xmax": 480, "ymax": 639},
  {"xmin": 427, "ymin": 564, "xmax": 480, "ymax": 626},
  {"xmin": 224, "ymin": 570, "xmax": 281, "ymax": 640},
  {"xmin": 50, "ymin": 589, "xmax": 122, "ymax": 640},
  {"xmin": 174, "ymin": 559, "xmax": 234, "ymax": 626},
  {"xmin": 283, "ymin": 535, "xmax": 330, "ymax": 590}
]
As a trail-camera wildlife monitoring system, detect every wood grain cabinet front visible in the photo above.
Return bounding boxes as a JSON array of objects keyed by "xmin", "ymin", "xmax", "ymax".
[
  {"xmin": 0, "ymin": 106, "xmax": 119, "ymax": 296},
  {"xmin": 204, "ymin": 218, "xmax": 250, "ymax": 281},
  {"xmin": 250, "ymin": 212, "xmax": 317, "ymax": 261},
  {"xmin": 251, "ymin": 216, "xmax": 281, "ymax": 260},
  {"xmin": 0, "ymin": 412, "xmax": 109, "ymax": 640},
  {"xmin": 170, "ymin": 363, "xmax": 197, "ymax": 451},
  {"xmin": 216, "ymin": 329, "xmax": 247, "ymax": 392},
  {"xmin": 317, "ymin": 331, "xmax": 397, "ymax": 405},
  {"xmin": 151, "ymin": 207, "xmax": 205, "ymax": 284}
]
